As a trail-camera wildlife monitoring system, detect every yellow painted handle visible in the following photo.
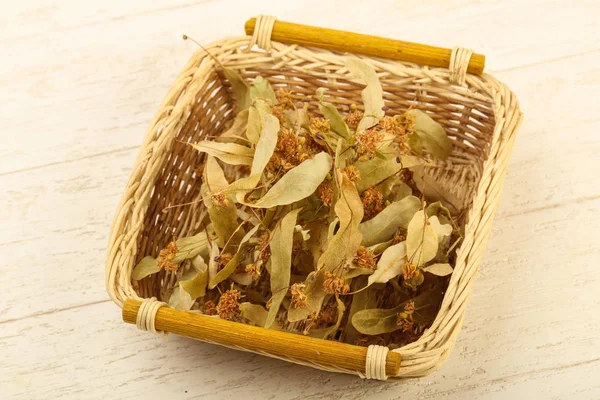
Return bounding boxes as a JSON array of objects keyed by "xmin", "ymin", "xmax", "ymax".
[
  {"xmin": 123, "ymin": 299, "xmax": 401, "ymax": 376},
  {"xmin": 245, "ymin": 18, "xmax": 485, "ymax": 75}
]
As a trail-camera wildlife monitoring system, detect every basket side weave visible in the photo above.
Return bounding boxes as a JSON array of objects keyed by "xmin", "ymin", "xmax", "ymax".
[{"xmin": 106, "ymin": 36, "xmax": 522, "ymax": 378}]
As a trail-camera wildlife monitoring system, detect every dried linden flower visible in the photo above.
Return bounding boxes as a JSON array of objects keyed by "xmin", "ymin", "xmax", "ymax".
[
  {"xmin": 217, "ymin": 289, "xmax": 241, "ymax": 320},
  {"xmin": 361, "ymin": 187, "xmax": 384, "ymax": 220},
  {"xmin": 290, "ymin": 283, "xmax": 309, "ymax": 309},
  {"xmin": 401, "ymin": 261, "xmax": 418, "ymax": 281},
  {"xmin": 323, "ymin": 272, "xmax": 350, "ymax": 295},
  {"xmin": 355, "ymin": 246, "xmax": 376, "ymax": 270},
  {"xmin": 316, "ymin": 181, "xmax": 334, "ymax": 206},
  {"xmin": 343, "ymin": 165, "xmax": 361, "ymax": 183},
  {"xmin": 258, "ymin": 231, "xmax": 271, "ymax": 261},
  {"xmin": 276, "ymin": 88, "xmax": 294, "ymax": 109},
  {"xmin": 157, "ymin": 237, "xmax": 179, "ymax": 272},
  {"xmin": 345, "ymin": 104, "xmax": 364, "ymax": 130},
  {"xmin": 245, "ymin": 263, "xmax": 261, "ymax": 281},
  {"xmin": 203, "ymin": 300, "xmax": 217, "ymax": 316}
]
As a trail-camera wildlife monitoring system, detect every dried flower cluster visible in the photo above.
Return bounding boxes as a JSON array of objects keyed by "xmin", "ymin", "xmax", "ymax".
[{"xmin": 132, "ymin": 58, "xmax": 460, "ymax": 348}]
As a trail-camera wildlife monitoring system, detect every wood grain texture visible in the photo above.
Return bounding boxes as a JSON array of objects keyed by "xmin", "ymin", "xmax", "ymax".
[
  {"xmin": 1, "ymin": 0, "xmax": 600, "ymax": 398},
  {"xmin": 123, "ymin": 299, "xmax": 401, "ymax": 377},
  {"xmin": 244, "ymin": 17, "xmax": 486, "ymax": 74}
]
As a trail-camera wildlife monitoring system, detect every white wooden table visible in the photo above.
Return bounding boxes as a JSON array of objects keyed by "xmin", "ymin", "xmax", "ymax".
[{"xmin": 2, "ymin": 1, "xmax": 599, "ymax": 398}]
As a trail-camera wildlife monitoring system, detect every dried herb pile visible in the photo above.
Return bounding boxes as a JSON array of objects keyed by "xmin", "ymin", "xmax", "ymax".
[{"xmin": 132, "ymin": 58, "xmax": 462, "ymax": 348}]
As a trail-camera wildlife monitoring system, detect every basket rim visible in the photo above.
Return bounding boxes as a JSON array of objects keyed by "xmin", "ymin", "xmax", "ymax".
[{"xmin": 105, "ymin": 35, "xmax": 523, "ymax": 378}]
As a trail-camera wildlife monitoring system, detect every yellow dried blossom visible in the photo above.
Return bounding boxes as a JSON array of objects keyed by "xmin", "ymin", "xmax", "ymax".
[
  {"xmin": 157, "ymin": 237, "xmax": 179, "ymax": 272},
  {"xmin": 216, "ymin": 289, "xmax": 241, "ymax": 320},
  {"xmin": 203, "ymin": 300, "xmax": 217, "ymax": 316},
  {"xmin": 290, "ymin": 283, "xmax": 309, "ymax": 309},
  {"xmin": 316, "ymin": 181, "xmax": 334, "ymax": 206},
  {"xmin": 355, "ymin": 246, "xmax": 376, "ymax": 270},
  {"xmin": 356, "ymin": 128, "xmax": 382, "ymax": 158},
  {"xmin": 276, "ymin": 88, "xmax": 294, "ymax": 109},
  {"xmin": 323, "ymin": 272, "xmax": 350, "ymax": 295},
  {"xmin": 361, "ymin": 187, "xmax": 384, "ymax": 220},
  {"xmin": 343, "ymin": 165, "xmax": 361, "ymax": 183},
  {"xmin": 345, "ymin": 104, "xmax": 364, "ymax": 130},
  {"xmin": 245, "ymin": 263, "xmax": 261, "ymax": 281},
  {"xmin": 402, "ymin": 261, "xmax": 418, "ymax": 281}
]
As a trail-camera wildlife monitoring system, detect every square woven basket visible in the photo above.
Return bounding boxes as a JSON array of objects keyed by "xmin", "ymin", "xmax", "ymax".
[{"xmin": 106, "ymin": 15, "xmax": 523, "ymax": 380}]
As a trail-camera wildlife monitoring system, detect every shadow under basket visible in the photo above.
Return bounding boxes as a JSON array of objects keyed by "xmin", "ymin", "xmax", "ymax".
[{"xmin": 106, "ymin": 16, "xmax": 523, "ymax": 380}]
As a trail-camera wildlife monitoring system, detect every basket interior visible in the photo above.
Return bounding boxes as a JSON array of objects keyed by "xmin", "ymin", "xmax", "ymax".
[{"xmin": 133, "ymin": 61, "xmax": 497, "ymax": 309}]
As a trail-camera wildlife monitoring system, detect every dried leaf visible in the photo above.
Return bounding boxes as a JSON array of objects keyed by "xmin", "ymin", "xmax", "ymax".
[
  {"xmin": 317, "ymin": 172, "xmax": 364, "ymax": 272},
  {"xmin": 168, "ymin": 266, "xmax": 198, "ymax": 311},
  {"xmin": 173, "ymin": 232, "xmax": 208, "ymax": 263},
  {"xmin": 345, "ymin": 58, "xmax": 385, "ymax": 131},
  {"xmin": 308, "ymin": 296, "xmax": 346, "ymax": 339},
  {"xmin": 353, "ymin": 283, "xmax": 444, "ymax": 335},
  {"xmin": 265, "ymin": 208, "xmax": 302, "ymax": 328},
  {"xmin": 230, "ymin": 272, "xmax": 254, "ymax": 286},
  {"xmin": 246, "ymin": 99, "xmax": 271, "ymax": 144},
  {"xmin": 368, "ymin": 241, "xmax": 407, "ymax": 285},
  {"xmin": 247, "ymin": 152, "xmax": 332, "ymax": 208},
  {"xmin": 407, "ymin": 110, "xmax": 452, "ymax": 160},
  {"xmin": 226, "ymin": 114, "xmax": 279, "ymax": 200},
  {"xmin": 295, "ymin": 225, "xmax": 311, "ymax": 241},
  {"xmin": 219, "ymin": 109, "xmax": 250, "ymax": 142},
  {"xmin": 240, "ymin": 302, "xmax": 269, "ymax": 326},
  {"xmin": 207, "ymin": 241, "xmax": 220, "ymax": 283},
  {"xmin": 209, "ymin": 224, "xmax": 260, "ymax": 288},
  {"xmin": 406, "ymin": 210, "xmax": 438, "ymax": 266},
  {"xmin": 355, "ymin": 155, "xmax": 419, "ymax": 192},
  {"xmin": 429, "ymin": 216, "xmax": 452, "ymax": 240},
  {"xmin": 223, "ymin": 68, "xmax": 251, "ymax": 111},
  {"xmin": 316, "ymin": 88, "xmax": 350, "ymax": 138},
  {"xmin": 251, "ymin": 115, "xmax": 279, "ymax": 175},
  {"xmin": 287, "ymin": 271, "xmax": 326, "ymax": 322},
  {"xmin": 250, "ymin": 76, "xmax": 276, "ymax": 102},
  {"xmin": 345, "ymin": 276, "xmax": 378, "ymax": 342},
  {"xmin": 180, "ymin": 255, "xmax": 209, "ymax": 299},
  {"xmin": 359, "ymin": 196, "xmax": 421, "ymax": 246},
  {"xmin": 191, "ymin": 141, "xmax": 253, "ymax": 166},
  {"xmin": 422, "ymin": 263, "xmax": 453, "ymax": 276},
  {"xmin": 131, "ymin": 256, "xmax": 160, "ymax": 280},
  {"xmin": 351, "ymin": 305, "xmax": 401, "ymax": 335},
  {"xmin": 168, "ymin": 285, "xmax": 194, "ymax": 311}
]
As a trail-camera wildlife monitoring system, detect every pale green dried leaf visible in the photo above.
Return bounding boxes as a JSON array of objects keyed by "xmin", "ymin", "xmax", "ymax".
[
  {"xmin": 316, "ymin": 88, "xmax": 350, "ymax": 139},
  {"xmin": 168, "ymin": 285, "xmax": 194, "ymax": 311},
  {"xmin": 265, "ymin": 208, "xmax": 302, "ymax": 328},
  {"xmin": 407, "ymin": 110, "xmax": 452, "ymax": 160},
  {"xmin": 345, "ymin": 58, "xmax": 385, "ymax": 131},
  {"xmin": 209, "ymin": 224, "xmax": 260, "ymax": 288},
  {"xmin": 251, "ymin": 114, "xmax": 279, "ymax": 175},
  {"xmin": 406, "ymin": 210, "xmax": 438, "ymax": 266},
  {"xmin": 240, "ymin": 302, "xmax": 269, "ymax": 326},
  {"xmin": 247, "ymin": 152, "xmax": 332, "ymax": 208},
  {"xmin": 219, "ymin": 109, "xmax": 249, "ymax": 142},
  {"xmin": 223, "ymin": 68, "xmax": 251, "ymax": 111},
  {"xmin": 355, "ymin": 156, "xmax": 402, "ymax": 193},
  {"xmin": 180, "ymin": 256, "xmax": 209, "ymax": 299},
  {"xmin": 190, "ymin": 141, "xmax": 253, "ymax": 166},
  {"xmin": 131, "ymin": 256, "xmax": 160, "ymax": 281},
  {"xmin": 368, "ymin": 241, "xmax": 407, "ymax": 285},
  {"xmin": 359, "ymin": 196, "xmax": 421, "ymax": 246},
  {"xmin": 230, "ymin": 272, "xmax": 254, "ymax": 285},
  {"xmin": 317, "ymin": 172, "xmax": 364, "ymax": 272},
  {"xmin": 342, "ymin": 265, "xmax": 374, "ymax": 280},
  {"xmin": 308, "ymin": 296, "xmax": 346, "ymax": 339},
  {"xmin": 288, "ymin": 271, "xmax": 326, "ymax": 322},
  {"xmin": 351, "ymin": 305, "xmax": 401, "ymax": 335},
  {"xmin": 250, "ymin": 76, "xmax": 276, "ymax": 102},
  {"xmin": 422, "ymin": 263, "xmax": 453, "ymax": 276},
  {"xmin": 429, "ymin": 216, "xmax": 452, "ymax": 240},
  {"xmin": 202, "ymin": 159, "xmax": 242, "ymax": 248},
  {"xmin": 173, "ymin": 232, "xmax": 208, "ymax": 263}
]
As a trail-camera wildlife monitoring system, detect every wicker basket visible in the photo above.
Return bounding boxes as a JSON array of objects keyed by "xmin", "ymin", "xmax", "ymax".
[{"xmin": 106, "ymin": 15, "xmax": 523, "ymax": 380}]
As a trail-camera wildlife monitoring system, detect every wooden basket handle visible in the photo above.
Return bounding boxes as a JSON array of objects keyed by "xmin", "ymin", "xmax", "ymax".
[
  {"xmin": 123, "ymin": 299, "xmax": 401, "ymax": 378},
  {"xmin": 245, "ymin": 17, "xmax": 485, "ymax": 75}
]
